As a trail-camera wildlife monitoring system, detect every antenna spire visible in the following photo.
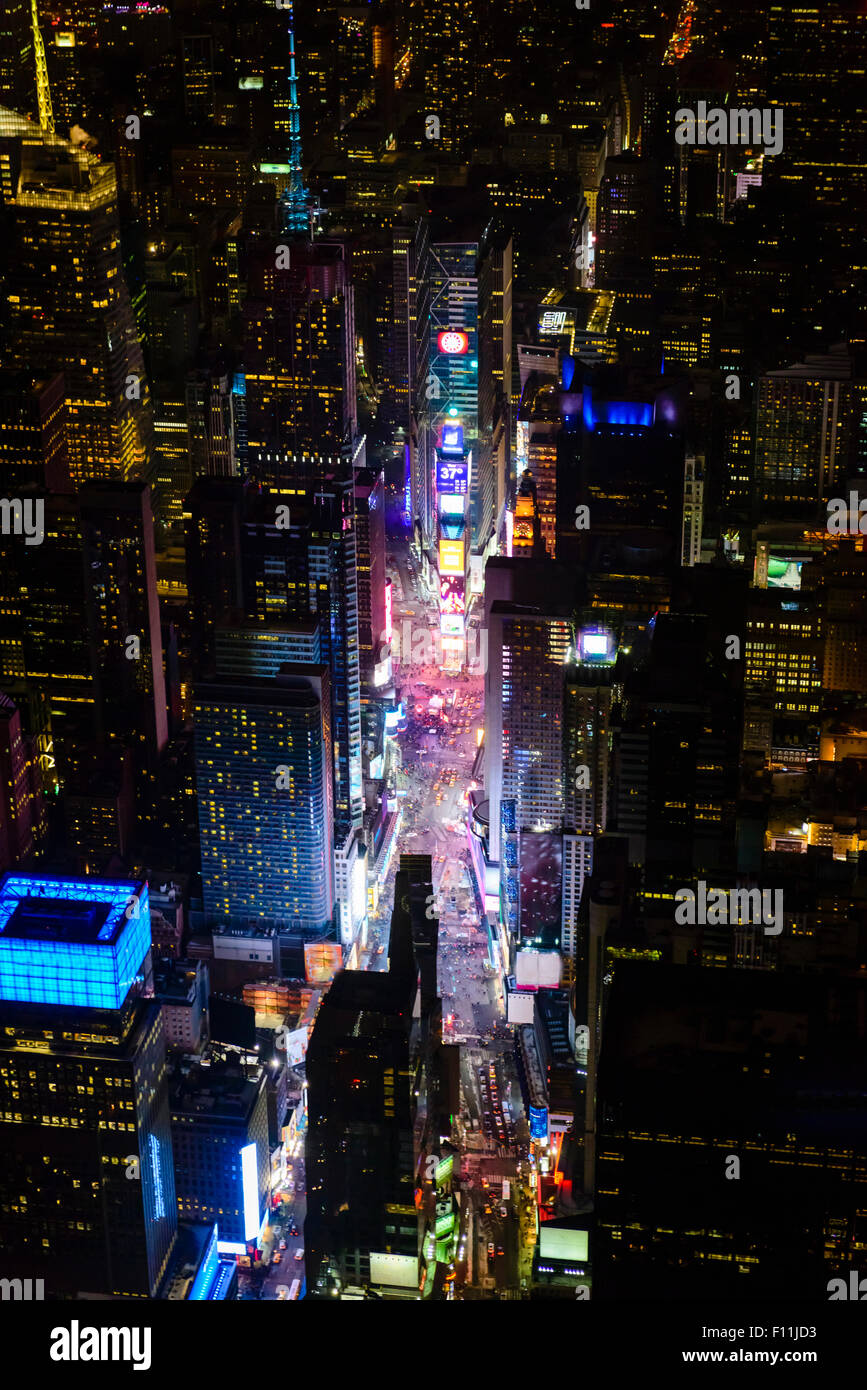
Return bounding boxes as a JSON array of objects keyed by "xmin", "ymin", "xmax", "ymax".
[{"xmin": 30, "ymin": 0, "xmax": 55, "ymax": 136}]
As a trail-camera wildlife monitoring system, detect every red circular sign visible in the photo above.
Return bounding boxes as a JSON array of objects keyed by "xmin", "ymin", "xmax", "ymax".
[{"xmin": 437, "ymin": 330, "xmax": 469, "ymax": 355}]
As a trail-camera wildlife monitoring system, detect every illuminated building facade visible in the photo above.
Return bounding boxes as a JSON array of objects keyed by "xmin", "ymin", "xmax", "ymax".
[
  {"xmin": 170, "ymin": 1060, "xmax": 270, "ymax": 1250},
  {"xmin": 485, "ymin": 599, "xmax": 573, "ymax": 868},
  {"xmin": 0, "ymin": 873, "xmax": 178, "ymax": 1298},
  {"xmin": 4, "ymin": 131, "xmax": 154, "ymax": 493},
  {"xmin": 753, "ymin": 349, "xmax": 858, "ymax": 517},
  {"xmin": 193, "ymin": 668, "xmax": 335, "ymax": 931},
  {"xmin": 242, "ymin": 240, "xmax": 357, "ymax": 489},
  {"xmin": 353, "ymin": 466, "xmax": 387, "ymax": 689},
  {"xmin": 435, "ymin": 424, "xmax": 470, "ymax": 669}
]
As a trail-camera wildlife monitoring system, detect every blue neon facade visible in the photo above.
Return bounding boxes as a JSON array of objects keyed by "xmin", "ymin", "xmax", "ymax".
[{"xmin": 0, "ymin": 875, "xmax": 150, "ymax": 1010}]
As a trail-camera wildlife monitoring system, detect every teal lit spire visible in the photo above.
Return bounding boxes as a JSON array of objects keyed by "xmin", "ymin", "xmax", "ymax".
[{"xmin": 279, "ymin": 1, "xmax": 310, "ymax": 237}]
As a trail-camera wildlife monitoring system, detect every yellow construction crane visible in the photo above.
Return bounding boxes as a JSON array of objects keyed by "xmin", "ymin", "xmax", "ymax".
[{"xmin": 30, "ymin": 0, "xmax": 55, "ymax": 136}]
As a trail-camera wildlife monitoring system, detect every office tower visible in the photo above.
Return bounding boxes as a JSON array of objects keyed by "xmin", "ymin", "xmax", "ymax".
[
  {"xmin": 180, "ymin": 32, "xmax": 216, "ymax": 124},
  {"xmin": 214, "ymin": 619, "xmax": 322, "ymax": 681},
  {"xmin": 595, "ymin": 963, "xmax": 867, "ymax": 1299},
  {"xmin": 0, "ymin": 693, "xmax": 43, "ymax": 872},
  {"xmin": 767, "ymin": 2, "xmax": 867, "ymax": 262},
  {"xmin": 184, "ymin": 477, "xmax": 244, "ymax": 679},
  {"xmin": 611, "ymin": 613, "xmax": 740, "ymax": 891},
  {"xmin": 390, "ymin": 201, "xmax": 432, "ymax": 544},
  {"xmin": 353, "ymin": 465, "xmax": 387, "ymax": 689},
  {"xmin": 79, "ymin": 480, "xmax": 168, "ymax": 770},
  {"xmin": 428, "ymin": 238, "xmax": 479, "ymax": 484},
  {"xmin": 0, "ymin": 4, "xmax": 31, "ymax": 117},
  {"xmin": 305, "ymin": 899, "xmax": 419, "ymax": 1297},
  {"xmin": 170, "ymin": 132, "xmax": 253, "ymax": 213},
  {"xmin": 410, "ymin": 0, "xmax": 476, "ymax": 154},
  {"xmin": 681, "ymin": 453, "xmax": 704, "ymax": 565},
  {"xmin": 518, "ymin": 378, "xmax": 561, "ymax": 560},
  {"xmin": 476, "ymin": 228, "xmax": 512, "ymax": 553},
  {"xmin": 243, "ymin": 240, "xmax": 357, "ymax": 488},
  {"xmin": 193, "ymin": 667, "xmax": 335, "ymax": 930},
  {"xmin": 596, "ymin": 155, "xmax": 656, "ymax": 287},
  {"xmin": 561, "ymin": 637, "xmax": 615, "ymax": 979},
  {"xmin": 171, "ymin": 1059, "xmax": 269, "ymax": 1247},
  {"xmin": 185, "ymin": 370, "xmax": 237, "ymax": 482},
  {"xmin": 816, "ymin": 544, "xmax": 867, "ymax": 694},
  {"xmin": 753, "ymin": 347, "xmax": 859, "ymax": 518},
  {"xmin": 4, "ymin": 129, "xmax": 154, "ymax": 492},
  {"xmin": 240, "ymin": 482, "xmax": 363, "ymax": 835},
  {"xmin": 0, "ymin": 370, "xmax": 68, "ymax": 493},
  {"xmin": 485, "ymin": 596, "xmax": 573, "ymax": 873},
  {"xmin": 745, "ymin": 588, "xmax": 823, "ymax": 757},
  {"xmin": 0, "ymin": 873, "xmax": 177, "ymax": 1298}
]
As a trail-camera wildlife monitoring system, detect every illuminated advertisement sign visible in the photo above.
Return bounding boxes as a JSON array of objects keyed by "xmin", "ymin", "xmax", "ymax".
[
  {"xmin": 438, "ymin": 538, "xmax": 464, "ymax": 575},
  {"xmin": 384, "ymin": 579, "xmax": 392, "ymax": 642},
  {"xmin": 441, "ymin": 424, "xmax": 464, "ymax": 452},
  {"xmin": 539, "ymin": 309, "xmax": 567, "ymax": 335},
  {"xmin": 539, "ymin": 1227, "xmax": 589, "ymax": 1262},
  {"xmin": 437, "ymin": 330, "xmax": 469, "ymax": 355},
  {"xmin": 241, "ymin": 1143, "xmax": 260, "ymax": 1240},
  {"xmin": 529, "ymin": 1105, "xmax": 548, "ymax": 1141},
  {"xmin": 439, "ymin": 576, "xmax": 465, "ymax": 616},
  {"xmin": 580, "ymin": 628, "xmax": 615, "ymax": 663},
  {"xmin": 441, "ymin": 614, "xmax": 464, "ymax": 637},
  {"xmin": 436, "ymin": 457, "xmax": 468, "ymax": 495},
  {"xmin": 439, "ymin": 492, "xmax": 465, "ymax": 516}
]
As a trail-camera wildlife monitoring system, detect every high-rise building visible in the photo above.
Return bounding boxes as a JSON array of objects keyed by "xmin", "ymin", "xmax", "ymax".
[
  {"xmin": 4, "ymin": 129, "xmax": 154, "ymax": 492},
  {"xmin": 0, "ymin": 873, "xmax": 177, "ymax": 1297},
  {"xmin": 595, "ymin": 963, "xmax": 867, "ymax": 1299},
  {"xmin": 305, "ymin": 901, "xmax": 419, "ymax": 1297},
  {"xmin": 389, "ymin": 201, "xmax": 432, "ymax": 544},
  {"xmin": 485, "ymin": 597, "xmax": 574, "ymax": 869},
  {"xmin": 0, "ymin": 693, "xmax": 43, "ymax": 873},
  {"xmin": 0, "ymin": 369, "xmax": 68, "ymax": 493},
  {"xmin": 353, "ymin": 465, "xmax": 387, "ymax": 689},
  {"xmin": 171, "ymin": 1059, "xmax": 270, "ymax": 1248},
  {"xmin": 243, "ymin": 240, "xmax": 357, "ymax": 488},
  {"xmin": 194, "ymin": 667, "xmax": 335, "ymax": 931},
  {"xmin": 753, "ymin": 348, "xmax": 859, "ymax": 518}
]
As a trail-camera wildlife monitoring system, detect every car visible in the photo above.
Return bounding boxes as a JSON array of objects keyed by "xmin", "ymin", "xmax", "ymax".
[
  {"xmin": 272, "ymin": 1251, "xmax": 282, "ymax": 1265},
  {"xmin": 488, "ymin": 1242, "xmax": 495, "ymax": 1257},
  {"xmin": 497, "ymin": 1246, "xmax": 505, "ymax": 1257},
  {"xmin": 290, "ymin": 1225, "xmax": 299, "ymax": 1237},
  {"xmin": 294, "ymin": 1248, "xmax": 304, "ymax": 1262},
  {"xmin": 279, "ymin": 1239, "xmax": 287, "ymax": 1251},
  {"xmin": 276, "ymin": 1285, "xmax": 290, "ymax": 1300}
]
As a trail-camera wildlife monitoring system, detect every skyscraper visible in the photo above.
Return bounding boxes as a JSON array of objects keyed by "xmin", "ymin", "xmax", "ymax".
[
  {"xmin": 0, "ymin": 873, "xmax": 177, "ymax": 1298},
  {"xmin": 4, "ymin": 129, "xmax": 154, "ymax": 492},
  {"xmin": 243, "ymin": 240, "xmax": 357, "ymax": 488},
  {"xmin": 193, "ymin": 667, "xmax": 335, "ymax": 931}
]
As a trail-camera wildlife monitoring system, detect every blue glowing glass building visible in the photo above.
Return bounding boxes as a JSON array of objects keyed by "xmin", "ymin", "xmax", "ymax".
[{"xmin": 0, "ymin": 872, "xmax": 178, "ymax": 1298}]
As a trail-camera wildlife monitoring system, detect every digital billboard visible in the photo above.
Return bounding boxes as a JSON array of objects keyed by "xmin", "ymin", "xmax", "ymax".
[
  {"xmin": 767, "ymin": 556, "xmax": 803, "ymax": 590},
  {"xmin": 369, "ymin": 1252, "xmax": 419, "ymax": 1288},
  {"xmin": 437, "ymin": 330, "xmax": 469, "ymax": 355},
  {"xmin": 440, "ymin": 492, "xmax": 465, "ymax": 516},
  {"xmin": 539, "ymin": 1226, "xmax": 589, "ymax": 1262},
  {"xmin": 441, "ymin": 613, "xmax": 464, "ymax": 637},
  {"xmin": 436, "ymin": 456, "xmax": 468, "ymax": 495},
  {"xmin": 529, "ymin": 1105, "xmax": 549, "ymax": 1141},
  {"xmin": 440, "ymin": 424, "xmax": 464, "ymax": 452},
  {"xmin": 384, "ymin": 578, "xmax": 392, "ymax": 642},
  {"xmin": 439, "ymin": 538, "xmax": 464, "ymax": 575},
  {"xmin": 440, "ymin": 576, "xmax": 466, "ymax": 616}
]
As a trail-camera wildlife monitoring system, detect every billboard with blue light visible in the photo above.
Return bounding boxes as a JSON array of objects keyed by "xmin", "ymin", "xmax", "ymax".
[
  {"xmin": 0, "ymin": 875, "xmax": 150, "ymax": 1010},
  {"xmin": 529, "ymin": 1105, "xmax": 548, "ymax": 1141}
]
